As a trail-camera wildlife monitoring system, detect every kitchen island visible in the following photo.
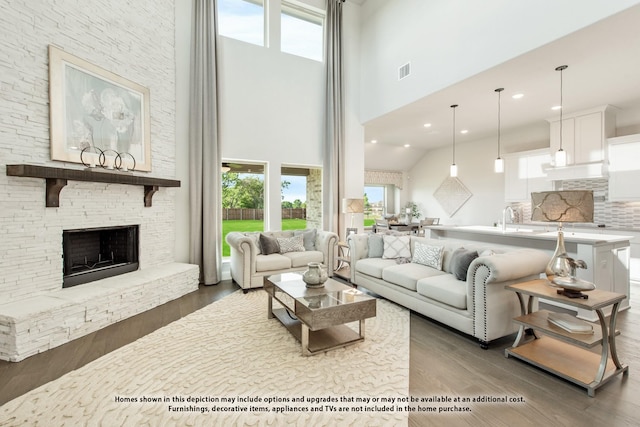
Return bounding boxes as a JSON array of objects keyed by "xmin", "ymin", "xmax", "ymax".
[{"xmin": 426, "ymin": 225, "xmax": 632, "ymax": 320}]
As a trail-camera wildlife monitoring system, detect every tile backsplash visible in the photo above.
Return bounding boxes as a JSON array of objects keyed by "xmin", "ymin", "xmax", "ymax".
[{"xmin": 512, "ymin": 178, "xmax": 640, "ymax": 229}]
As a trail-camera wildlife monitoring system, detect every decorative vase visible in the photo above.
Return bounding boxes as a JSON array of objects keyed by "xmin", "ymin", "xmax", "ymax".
[
  {"xmin": 302, "ymin": 262, "xmax": 328, "ymax": 288},
  {"xmin": 546, "ymin": 228, "xmax": 572, "ymax": 281}
]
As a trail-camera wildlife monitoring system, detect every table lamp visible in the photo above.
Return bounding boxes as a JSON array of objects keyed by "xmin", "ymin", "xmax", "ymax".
[
  {"xmin": 342, "ymin": 198, "xmax": 364, "ymax": 233},
  {"xmin": 531, "ymin": 190, "xmax": 595, "ymax": 298}
]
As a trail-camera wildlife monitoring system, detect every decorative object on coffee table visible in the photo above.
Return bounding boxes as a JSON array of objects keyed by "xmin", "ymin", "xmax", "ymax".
[
  {"xmin": 302, "ymin": 262, "xmax": 328, "ymax": 287},
  {"xmin": 531, "ymin": 190, "xmax": 595, "ymax": 298}
]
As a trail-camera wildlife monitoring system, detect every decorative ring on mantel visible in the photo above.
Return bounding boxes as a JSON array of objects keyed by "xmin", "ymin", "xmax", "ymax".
[
  {"xmin": 80, "ymin": 147, "xmax": 136, "ymax": 172},
  {"xmin": 99, "ymin": 149, "xmax": 122, "ymax": 170},
  {"xmin": 80, "ymin": 146, "xmax": 104, "ymax": 169},
  {"xmin": 119, "ymin": 152, "xmax": 136, "ymax": 172}
]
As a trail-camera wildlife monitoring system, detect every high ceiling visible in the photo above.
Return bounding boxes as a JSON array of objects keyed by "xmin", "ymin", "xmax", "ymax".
[{"xmin": 363, "ymin": 4, "xmax": 640, "ymax": 172}]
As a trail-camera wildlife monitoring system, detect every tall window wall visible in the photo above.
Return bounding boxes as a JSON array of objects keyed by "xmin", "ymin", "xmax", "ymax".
[{"xmin": 217, "ymin": 0, "xmax": 324, "ymax": 62}]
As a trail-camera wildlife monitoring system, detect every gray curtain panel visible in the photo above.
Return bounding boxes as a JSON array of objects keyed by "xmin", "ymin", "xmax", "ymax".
[
  {"xmin": 189, "ymin": 0, "xmax": 222, "ymax": 285},
  {"xmin": 323, "ymin": 0, "xmax": 346, "ymax": 235}
]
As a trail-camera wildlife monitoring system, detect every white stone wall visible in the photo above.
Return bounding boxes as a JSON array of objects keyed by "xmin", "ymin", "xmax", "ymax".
[{"xmin": 0, "ymin": 0, "xmax": 179, "ymax": 306}]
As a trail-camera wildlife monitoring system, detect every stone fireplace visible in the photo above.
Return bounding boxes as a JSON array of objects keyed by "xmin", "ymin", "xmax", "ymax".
[
  {"xmin": 0, "ymin": 178, "xmax": 199, "ymax": 362},
  {"xmin": 62, "ymin": 225, "xmax": 140, "ymax": 288},
  {"xmin": 0, "ymin": 0, "xmax": 198, "ymax": 362}
]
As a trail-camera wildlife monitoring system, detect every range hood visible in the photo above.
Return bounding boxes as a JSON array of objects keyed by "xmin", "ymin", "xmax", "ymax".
[{"xmin": 544, "ymin": 161, "xmax": 608, "ymax": 181}]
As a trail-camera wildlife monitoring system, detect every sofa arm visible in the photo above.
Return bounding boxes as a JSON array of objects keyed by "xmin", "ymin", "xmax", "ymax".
[
  {"xmin": 470, "ymin": 248, "xmax": 549, "ymax": 344},
  {"xmin": 347, "ymin": 233, "xmax": 370, "ymax": 282},
  {"xmin": 317, "ymin": 230, "xmax": 339, "ymax": 275},
  {"xmin": 225, "ymin": 232, "xmax": 257, "ymax": 288},
  {"xmin": 472, "ymin": 249, "xmax": 550, "ymax": 284}
]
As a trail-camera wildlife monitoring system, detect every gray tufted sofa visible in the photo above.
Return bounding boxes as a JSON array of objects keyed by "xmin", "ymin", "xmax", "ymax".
[{"xmin": 347, "ymin": 234, "xmax": 550, "ymax": 348}]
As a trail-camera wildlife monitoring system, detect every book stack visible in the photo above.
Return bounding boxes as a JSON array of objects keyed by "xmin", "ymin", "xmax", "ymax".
[{"xmin": 547, "ymin": 312, "xmax": 594, "ymax": 334}]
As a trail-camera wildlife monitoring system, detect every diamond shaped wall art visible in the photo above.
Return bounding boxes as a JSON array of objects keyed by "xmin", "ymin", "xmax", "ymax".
[{"xmin": 433, "ymin": 177, "xmax": 473, "ymax": 217}]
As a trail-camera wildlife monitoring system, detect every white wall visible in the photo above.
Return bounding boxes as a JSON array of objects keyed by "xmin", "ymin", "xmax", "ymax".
[
  {"xmin": 0, "ymin": 0, "xmax": 179, "ymax": 303},
  {"xmin": 359, "ymin": 0, "xmax": 640, "ymax": 122},
  {"xmin": 174, "ymin": 0, "xmax": 365, "ymax": 238},
  {"xmin": 409, "ymin": 136, "xmax": 511, "ymax": 227},
  {"xmin": 217, "ymin": 33, "xmax": 325, "ymax": 231},
  {"xmin": 175, "ymin": 0, "xmax": 192, "ymax": 263},
  {"xmin": 341, "ymin": 1, "xmax": 366, "ymax": 236}
]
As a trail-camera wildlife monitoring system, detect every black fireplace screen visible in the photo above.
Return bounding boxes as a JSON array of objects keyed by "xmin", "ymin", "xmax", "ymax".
[{"xmin": 62, "ymin": 225, "xmax": 139, "ymax": 288}]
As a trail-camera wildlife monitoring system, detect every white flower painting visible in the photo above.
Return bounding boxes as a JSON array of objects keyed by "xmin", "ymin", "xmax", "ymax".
[{"xmin": 49, "ymin": 45, "xmax": 151, "ymax": 171}]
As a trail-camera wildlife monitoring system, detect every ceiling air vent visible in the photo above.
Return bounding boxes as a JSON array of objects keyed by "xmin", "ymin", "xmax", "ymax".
[{"xmin": 398, "ymin": 62, "xmax": 411, "ymax": 80}]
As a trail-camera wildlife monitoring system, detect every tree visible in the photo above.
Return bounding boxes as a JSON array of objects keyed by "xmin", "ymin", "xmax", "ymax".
[
  {"xmin": 363, "ymin": 193, "xmax": 371, "ymax": 215},
  {"xmin": 223, "ymin": 173, "xmax": 294, "ymax": 209},
  {"xmin": 222, "ymin": 173, "xmax": 264, "ymax": 208}
]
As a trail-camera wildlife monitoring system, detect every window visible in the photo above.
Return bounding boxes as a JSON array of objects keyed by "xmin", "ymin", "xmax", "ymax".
[
  {"xmin": 364, "ymin": 186, "xmax": 385, "ymax": 226},
  {"xmin": 217, "ymin": 0, "xmax": 265, "ymax": 47},
  {"xmin": 281, "ymin": 1, "xmax": 324, "ymax": 61},
  {"xmin": 281, "ymin": 171, "xmax": 307, "ymax": 230},
  {"xmin": 221, "ymin": 162, "xmax": 265, "ymax": 257}
]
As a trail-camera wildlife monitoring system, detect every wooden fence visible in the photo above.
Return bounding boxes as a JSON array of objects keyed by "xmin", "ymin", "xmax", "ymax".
[{"xmin": 223, "ymin": 208, "xmax": 306, "ymax": 220}]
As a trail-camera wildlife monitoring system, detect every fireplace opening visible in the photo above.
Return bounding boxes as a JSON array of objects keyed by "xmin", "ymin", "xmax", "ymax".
[{"xmin": 62, "ymin": 225, "xmax": 139, "ymax": 288}]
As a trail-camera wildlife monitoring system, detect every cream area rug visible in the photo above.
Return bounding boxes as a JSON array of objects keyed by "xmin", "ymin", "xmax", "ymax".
[{"xmin": 0, "ymin": 289, "xmax": 409, "ymax": 426}]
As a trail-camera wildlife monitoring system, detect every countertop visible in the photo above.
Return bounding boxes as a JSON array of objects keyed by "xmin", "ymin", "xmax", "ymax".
[{"xmin": 428, "ymin": 225, "xmax": 634, "ymax": 244}]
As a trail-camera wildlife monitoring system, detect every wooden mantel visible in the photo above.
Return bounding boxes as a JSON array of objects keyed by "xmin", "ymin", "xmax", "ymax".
[{"xmin": 6, "ymin": 164, "xmax": 181, "ymax": 207}]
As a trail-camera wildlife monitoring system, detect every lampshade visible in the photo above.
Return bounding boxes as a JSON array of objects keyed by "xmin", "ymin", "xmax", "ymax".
[
  {"xmin": 450, "ymin": 104, "xmax": 458, "ymax": 177},
  {"xmin": 494, "ymin": 88, "xmax": 504, "ymax": 173},
  {"xmin": 554, "ymin": 65, "xmax": 568, "ymax": 167},
  {"xmin": 531, "ymin": 190, "xmax": 594, "ymax": 223},
  {"xmin": 532, "ymin": 190, "xmax": 595, "ymax": 295},
  {"xmin": 342, "ymin": 198, "xmax": 364, "ymax": 214}
]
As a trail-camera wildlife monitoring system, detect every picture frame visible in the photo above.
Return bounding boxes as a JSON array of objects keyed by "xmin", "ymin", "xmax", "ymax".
[{"xmin": 48, "ymin": 45, "xmax": 151, "ymax": 171}]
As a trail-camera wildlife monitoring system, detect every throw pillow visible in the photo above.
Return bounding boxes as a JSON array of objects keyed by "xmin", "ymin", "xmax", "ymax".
[
  {"xmin": 412, "ymin": 242, "xmax": 444, "ymax": 269},
  {"xmin": 368, "ymin": 233, "xmax": 384, "ymax": 258},
  {"xmin": 450, "ymin": 248, "xmax": 479, "ymax": 281},
  {"xmin": 382, "ymin": 235, "xmax": 411, "ymax": 259},
  {"xmin": 246, "ymin": 233, "xmax": 262, "ymax": 255},
  {"xmin": 294, "ymin": 229, "xmax": 317, "ymax": 251},
  {"xmin": 259, "ymin": 233, "xmax": 280, "ymax": 255},
  {"xmin": 479, "ymin": 249, "xmax": 496, "ymax": 257},
  {"xmin": 277, "ymin": 235, "xmax": 306, "ymax": 254}
]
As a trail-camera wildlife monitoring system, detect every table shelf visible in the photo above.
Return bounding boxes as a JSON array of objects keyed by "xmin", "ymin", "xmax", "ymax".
[{"xmin": 505, "ymin": 279, "xmax": 628, "ymax": 397}]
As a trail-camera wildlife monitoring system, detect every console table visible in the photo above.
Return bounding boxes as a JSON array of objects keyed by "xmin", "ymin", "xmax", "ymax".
[{"xmin": 505, "ymin": 279, "xmax": 628, "ymax": 397}]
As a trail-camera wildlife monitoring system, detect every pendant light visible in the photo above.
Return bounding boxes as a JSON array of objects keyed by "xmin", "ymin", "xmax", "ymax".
[
  {"xmin": 555, "ymin": 65, "xmax": 568, "ymax": 167},
  {"xmin": 494, "ymin": 88, "xmax": 504, "ymax": 173},
  {"xmin": 450, "ymin": 104, "xmax": 458, "ymax": 177}
]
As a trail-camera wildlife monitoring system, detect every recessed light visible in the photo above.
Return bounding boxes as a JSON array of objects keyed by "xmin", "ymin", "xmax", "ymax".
[
  {"xmin": 512, "ymin": 93, "xmax": 524, "ymax": 99},
  {"xmin": 404, "ymin": 144, "xmax": 411, "ymax": 148},
  {"xmin": 371, "ymin": 139, "xmax": 377, "ymax": 143},
  {"xmin": 460, "ymin": 130, "xmax": 468, "ymax": 134},
  {"xmin": 423, "ymin": 123, "xmax": 431, "ymax": 128},
  {"xmin": 551, "ymin": 105, "xmax": 562, "ymax": 111}
]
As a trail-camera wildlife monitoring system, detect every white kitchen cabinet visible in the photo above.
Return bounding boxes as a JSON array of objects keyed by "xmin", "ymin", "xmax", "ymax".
[
  {"xmin": 548, "ymin": 105, "xmax": 616, "ymax": 166},
  {"xmin": 504, "ymin": 149, "xmax": 552, "ymax": 202},
  {"xmin": 608, "ymin": 134, "xmax": 640, "ymax": 201}
]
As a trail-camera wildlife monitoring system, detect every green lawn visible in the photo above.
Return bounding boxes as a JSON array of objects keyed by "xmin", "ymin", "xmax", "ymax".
[{"xmin": 222, "ymin": 219, "xmax": 307, "ymax": 256}]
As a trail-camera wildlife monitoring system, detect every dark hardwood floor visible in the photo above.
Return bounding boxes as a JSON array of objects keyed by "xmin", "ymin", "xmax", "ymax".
[
  {"xmin": 0, "ymin": 280, "xmax": 239, "ymax": 406},
  {"xmin": 1, "ymin": 279, "xmax": 638, "ymax": 426}
]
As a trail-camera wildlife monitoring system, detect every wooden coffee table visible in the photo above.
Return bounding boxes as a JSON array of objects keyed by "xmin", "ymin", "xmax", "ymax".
[{"xmin": 264, "ymin": 273, "xmax": 376, "ymax": 356}]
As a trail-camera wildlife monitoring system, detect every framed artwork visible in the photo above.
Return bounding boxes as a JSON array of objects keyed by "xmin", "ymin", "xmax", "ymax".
[
  {"xmin": 48, "ymin": 45, "xmax": 151, "ymax": 171},
  {"xmin": 433, "ymin": 176, "xmax": 473, "ymax": 217}
]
